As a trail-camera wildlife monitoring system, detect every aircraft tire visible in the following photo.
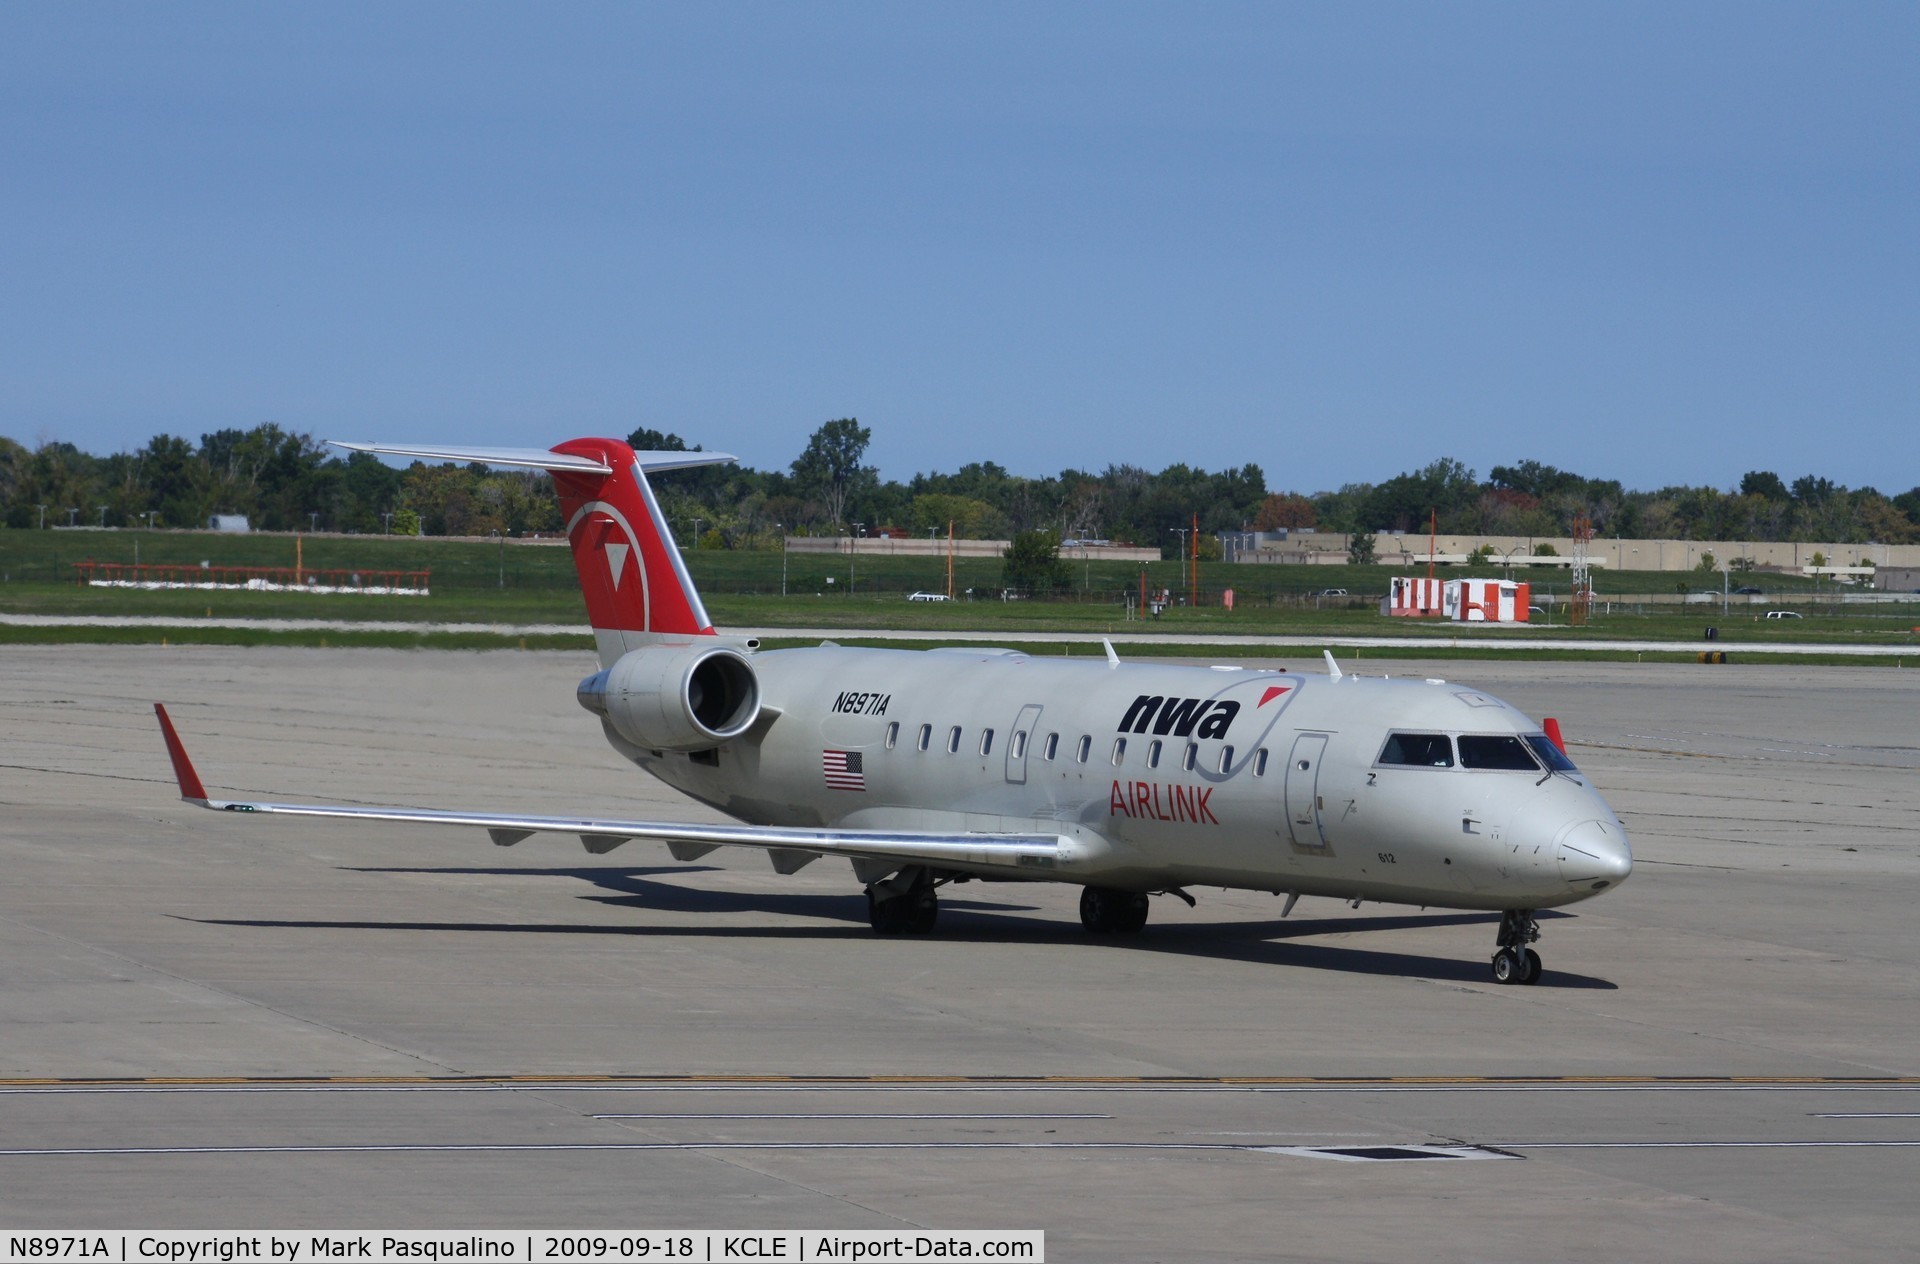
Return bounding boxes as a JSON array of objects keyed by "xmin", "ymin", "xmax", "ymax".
[
  {"xmin": 1080, "ymin": 887, "xmax": 1149, "ymax": 935},
  {"xmin": 1521, "ymin": 949, "xmax": 1543, "ymax": 985},
  {"xmin": 1490, "ymin": 949, "xmax": 1520, "ymax": 984},
  {"xmin": 867, "ymin": 887, "xmax": 911, "ymax": 935},
  {"xmin": 906, "ymin": 891, "xmax": 938, "ymax": 935}
]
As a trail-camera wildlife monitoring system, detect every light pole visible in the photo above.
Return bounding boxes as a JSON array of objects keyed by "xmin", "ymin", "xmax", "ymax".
[
  {"xmin": 97, "ymin": 505, "xmax": 108, "ymax": 527},
  {"xmin": 309, "ymin": 512, "xmax": 319, "ymax": 533},
  {"xmin": 36, "ymin": 504, "xmax": 47, "ymax": 530},
  {"xmin": 382, "ymin": 511, "xmax": 393, "ymax": 535},
  {"xmin": 494, "ymin": 529, "xmax": 504, "ymax": 588},
  {"xmin": 776, "ymin": 523, "xmax": 787, "ymax": 597},
  {"xmin": 1169, "ymin": 528, "xmax": 1189, "ymax": 603},
  {"xmin": 66, "ymin": 507, "xmax": 79, "ymax": 528},
  {"xmin": 849, "ymin": 523, "xmax": 864, "ymax": 595},
  {"xmin": 690, "ymin": 518, "xmax": 703, "ymax": 549}
]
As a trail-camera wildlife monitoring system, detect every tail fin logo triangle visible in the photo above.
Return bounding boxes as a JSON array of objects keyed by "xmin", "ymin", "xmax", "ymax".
[{"xmin": 604, "ymin": 542, "xmax": 630, "ymax": 590}]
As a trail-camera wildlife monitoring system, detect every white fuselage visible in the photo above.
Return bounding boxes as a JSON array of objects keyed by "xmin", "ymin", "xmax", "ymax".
[{"xmin": 599, "ymin": 645, "xmax": 1632, "ymax": 912}]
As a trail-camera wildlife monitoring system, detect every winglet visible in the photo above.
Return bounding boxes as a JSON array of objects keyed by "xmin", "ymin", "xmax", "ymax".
[
  {"xmin": 1102, "ymin": 637, "xmax": 1120, "ymax": 669},
  {"xmin": 1323, "ymin": 650, "xmax": 1343, "ymax": 681},
  {"xmin": 153, "ymin": 704, "xmax": 209, "ymax": 803}
]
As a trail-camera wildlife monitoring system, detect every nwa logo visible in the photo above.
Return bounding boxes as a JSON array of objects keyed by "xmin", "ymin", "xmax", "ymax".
[{"xmin": 1117, "ymin": 694, "xmax": 1240, "ymax": 739}]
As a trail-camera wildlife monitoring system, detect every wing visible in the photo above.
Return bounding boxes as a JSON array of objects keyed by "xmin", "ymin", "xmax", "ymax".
[{"xmin": 154, "ymin": 705, "xmax": 1067, "ymax": 880}]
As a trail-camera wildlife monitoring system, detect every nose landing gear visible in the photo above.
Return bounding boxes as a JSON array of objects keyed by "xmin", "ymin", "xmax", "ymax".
[{"xmin": 1491, "ymin": 909, "xmax": 1542, "ymax": 984}]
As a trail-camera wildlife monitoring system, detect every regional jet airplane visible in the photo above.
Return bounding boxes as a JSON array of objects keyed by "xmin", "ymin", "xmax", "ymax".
[{"xmin": 155, "ymin": 436, "xmax": 1631, "ymax": 984}]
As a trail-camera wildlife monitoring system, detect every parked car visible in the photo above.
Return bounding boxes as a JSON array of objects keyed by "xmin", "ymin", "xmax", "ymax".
[
  {"xmin": 1764, "ymin": 610, "xmax": 1802, "ymax": 619},
  {"xmin": 1315, "ymin": 588, "xmax": 1349, "ymax": 597},
  {"xmin": 1732, "ymin": 586, "xmax": 1763, "ymax": 595},
  {"xmin": 906, "ymin": 591, "xmax": 951, "ymax": 602}
]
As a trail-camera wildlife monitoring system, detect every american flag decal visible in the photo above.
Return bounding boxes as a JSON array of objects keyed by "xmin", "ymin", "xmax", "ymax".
[{"xmin": 822, "ymin": 749, "xmax": 866, "ymax": 791}]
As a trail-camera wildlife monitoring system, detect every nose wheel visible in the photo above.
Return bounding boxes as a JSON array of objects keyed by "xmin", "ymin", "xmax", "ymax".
[{"xmin": 1491, "ymin": 910, "xmax": 1542, "ymax": 984}]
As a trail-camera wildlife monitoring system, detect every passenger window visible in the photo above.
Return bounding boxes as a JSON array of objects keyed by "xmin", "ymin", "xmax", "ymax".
[
  {"xmin": 917, "ymin": 723, "xmax": 931, "ymax": 752},
  {"xmin": 980, "ymin": 729, "xmax": 995, "ymax": 756},
  {"xmin": 1182, "ymin": 743, "xmax": 1197, "ymax": 772},
  {"xmin": 1379, "ymin": 732, "xmax": 1455, "ymax": 768},
  {"xmin": 884, "ymin": 722, "xmax": 899, "ymax": 750},
  {"xmin": 947, "ymin": 726, "xmax": 962, "ymax": 755},
  {"xmin": 1110, "ymin": 737, "xmax": 1127, "ymax": 765},
  {"xmin": 1254, "ymin": 748, "xmax": 1269, "ymax": 777},
  {"xmin": 1044, "ymin": 732, "xmax": 1059, "ymax": 761},
  {"xmin": 1219, "ymin": 745, "xmax": 1233, "ymax": 773},
  {"xmin": 1147, "ymin": 740, "xmax": 1162, "ymax": 768},
  {"xmin": 1011, "ymin": 730, "xmax": 1027, "ymax": 759},
  {"xmin": 1076, "ymin": 735, "xmax": 1091, "ymax": 763},
  {"xmin": 1458, "ymin": 735, "xmax": 1540, "ymax": 771}
]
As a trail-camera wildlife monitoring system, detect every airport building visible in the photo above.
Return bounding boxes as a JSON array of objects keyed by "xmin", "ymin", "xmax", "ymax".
[{"xmin": 1227, "ymin": 529, "xmax": 1920, "ymax": 573}]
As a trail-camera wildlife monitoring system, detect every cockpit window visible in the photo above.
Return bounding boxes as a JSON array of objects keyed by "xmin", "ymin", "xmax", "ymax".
[
  {"xmin": 1525, "ymin": 734, "xmax": 1579, "ymax": 773},
  {"xmin": 1378, "ymin": 732, "xmax": 1454, "ymax": 768},
  {"xmin": 1458, "ymin": 734, "xmax": 1541, "ymax": 771}
]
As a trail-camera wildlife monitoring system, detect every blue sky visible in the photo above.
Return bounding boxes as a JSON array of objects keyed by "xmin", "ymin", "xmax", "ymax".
[{"xmin": 2, "ymin": 3, "xmax": 1914, "ymax": 494}]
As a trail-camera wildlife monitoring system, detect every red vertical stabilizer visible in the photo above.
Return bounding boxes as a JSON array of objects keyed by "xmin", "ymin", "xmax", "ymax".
[
  {"xmin": 322, "ymin": 437, "xmax": 732, "ymax": 666},
  {"xmin": 548, "ymin": 438, "xmax": 717, "ymax": 653}
]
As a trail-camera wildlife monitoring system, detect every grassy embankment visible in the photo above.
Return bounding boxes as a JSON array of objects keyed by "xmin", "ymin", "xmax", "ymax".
[{"xmin": 3, "ymin": 528, "xmax": 1914, "ymax": 661}]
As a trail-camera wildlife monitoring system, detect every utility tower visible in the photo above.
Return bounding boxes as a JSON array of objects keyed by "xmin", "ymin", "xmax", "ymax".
[{"xmin": 1570, "ymin": 515, "xmax": 1593, "ymax": 626}]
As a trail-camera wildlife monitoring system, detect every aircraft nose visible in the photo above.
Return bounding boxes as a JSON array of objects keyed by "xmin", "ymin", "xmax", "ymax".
[{"xmin": 1555, "ymin": 817, "xmax": 1632, "ymax": 894}]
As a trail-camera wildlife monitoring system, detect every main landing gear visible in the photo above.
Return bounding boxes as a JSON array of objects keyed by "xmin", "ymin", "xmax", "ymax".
[
  {"xmin": 1491, "ymin": 909, "xmax": 1543, "ymax": 985},
  {"xmin": 1079, "ymin": 886, "xmax": 1150, "ymax": 935},
  {"xmin": 866, "ymin": 867, "xmax": 938, "ymax": 935}
]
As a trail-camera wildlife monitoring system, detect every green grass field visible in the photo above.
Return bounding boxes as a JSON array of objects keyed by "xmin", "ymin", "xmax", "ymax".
[{"xmin": 4, "ymin": 527, "xmax": 1914, "ymax": 659}]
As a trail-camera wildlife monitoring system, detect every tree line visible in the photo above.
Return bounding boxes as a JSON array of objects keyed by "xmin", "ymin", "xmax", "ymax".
[{"xmin": 3, "ymin": 423, "xmax": 1915, "ymax": 553}]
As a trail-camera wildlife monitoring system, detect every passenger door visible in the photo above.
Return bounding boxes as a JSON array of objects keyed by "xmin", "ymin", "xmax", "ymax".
[{"xmin": 1285, "ymin": 732, "xmax": 1333, "ymax": 854}]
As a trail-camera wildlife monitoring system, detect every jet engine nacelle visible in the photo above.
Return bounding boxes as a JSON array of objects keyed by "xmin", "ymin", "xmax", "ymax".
[{"xmin": 576, "ymin": 644, "xmax": 761, "ymax": 752}]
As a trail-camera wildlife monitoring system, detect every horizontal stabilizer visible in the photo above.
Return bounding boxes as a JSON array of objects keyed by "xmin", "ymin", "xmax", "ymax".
[{"xmin": 328, "ymin": 441, "xmax": 737, "ymax": 474}]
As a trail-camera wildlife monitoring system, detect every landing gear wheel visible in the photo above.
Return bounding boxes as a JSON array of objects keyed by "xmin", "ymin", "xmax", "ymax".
[
  {"xmin": 905, "ymin": 889, "xmax": 938, "ymax": 935},
  {"xmin": 867, "ymin": 887, "xmax": 911, "ymax": 934},
  {"xmin": 1080, "ymin": 886, "xmax": 1150, "ymax": 935},
  {"xmin": 1491, "ymin": 908, "xmax": 1542, "ymax": 984},
  {"xmin": 866, "ymin": 872, "xmax": 938, "ymax": 935}
]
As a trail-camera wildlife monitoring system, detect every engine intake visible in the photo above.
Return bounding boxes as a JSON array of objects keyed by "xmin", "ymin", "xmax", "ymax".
[{"xmin": 577, "ymin": 644, "xmax": 761, "ymax": 752}]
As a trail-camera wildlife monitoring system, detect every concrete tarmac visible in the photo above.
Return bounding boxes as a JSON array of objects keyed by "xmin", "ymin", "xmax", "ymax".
[{"xmin": 2, "ymin": 646, "xmax": 1917, "ymax": 1260}]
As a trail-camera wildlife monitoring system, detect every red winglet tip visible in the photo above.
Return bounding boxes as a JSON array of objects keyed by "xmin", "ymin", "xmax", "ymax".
[{"xmin": 153, "ymin": 703, "xmax": 209, "ymax": 801}]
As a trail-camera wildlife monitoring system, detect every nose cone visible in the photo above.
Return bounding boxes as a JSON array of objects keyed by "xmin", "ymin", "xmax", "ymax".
[{"xmin": 1556, "ymin": 817, "xmax": 1632, "ymax": 894}]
